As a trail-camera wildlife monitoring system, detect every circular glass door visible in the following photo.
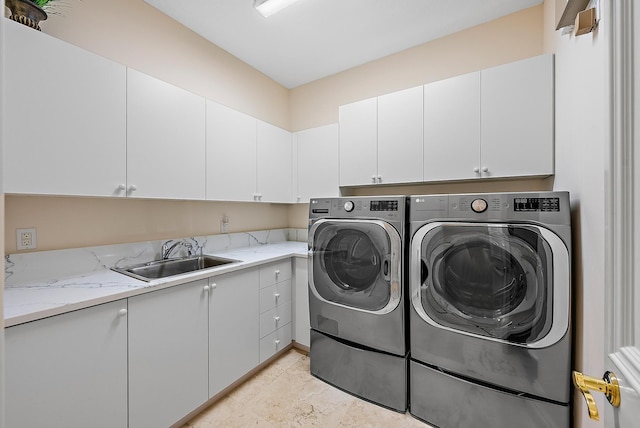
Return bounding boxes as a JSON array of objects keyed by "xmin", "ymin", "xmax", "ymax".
[
  {"xmin": 309, "ymin": 219, "xmax": 401, "ymax": 313},
  {"xmin": 417, "ymin": 224, "xmax": 554, "ymax": 344}
]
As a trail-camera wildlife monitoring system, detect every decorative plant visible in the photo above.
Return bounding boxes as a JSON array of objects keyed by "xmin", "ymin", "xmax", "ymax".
[
  {"xmin": 5, "ymin": 0, "xmax": 56, "ymax": 30},
  {"xmin": 29, "ymin": 0, "xmax": 57, "ymax": 11}
]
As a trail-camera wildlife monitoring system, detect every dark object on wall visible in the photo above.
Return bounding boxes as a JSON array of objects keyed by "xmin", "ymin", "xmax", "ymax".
[
  {"xmin": 5, "ymin": 0, "xmax": 48, "ymax": 31},
  {"xmin": 556, "ymin": 0, "xmax": 590, "ymax": 30}
]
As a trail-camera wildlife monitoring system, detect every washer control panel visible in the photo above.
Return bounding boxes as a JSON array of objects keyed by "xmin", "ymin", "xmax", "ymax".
[{"xmin": 309, "ymin": 197, "xmax": 404, "ymax": 221}]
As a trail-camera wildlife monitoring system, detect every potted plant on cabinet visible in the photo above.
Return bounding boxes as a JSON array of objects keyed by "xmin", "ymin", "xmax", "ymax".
[{"xmin": 5, "ymin": 0, "xmax": 53, "ymax": 31}]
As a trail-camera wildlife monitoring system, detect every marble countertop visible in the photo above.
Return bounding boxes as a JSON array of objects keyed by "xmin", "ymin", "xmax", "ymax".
[{"xmin": 5, "ymin": 236, "xmax": 307, "ymax": 328}]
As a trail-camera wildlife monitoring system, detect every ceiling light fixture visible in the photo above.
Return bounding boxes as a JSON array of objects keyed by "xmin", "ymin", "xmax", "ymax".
[{"xmin": 254, "ymin": 0, "xmax": 301, "ymax": 18}]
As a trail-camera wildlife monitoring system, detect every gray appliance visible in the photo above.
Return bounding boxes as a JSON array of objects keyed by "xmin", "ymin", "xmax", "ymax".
[
  {"xmin": 408, "ymin": 192, "xmax": 572, "ymax": 428},
  {"xmin": 308, "ymin": 196, "xmax": 407, "ymax": 412}
]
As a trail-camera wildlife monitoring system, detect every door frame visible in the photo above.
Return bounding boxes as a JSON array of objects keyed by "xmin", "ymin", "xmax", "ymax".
[{"xmin": 605, "ymin": 0, "xmax": 640, "ymax": 416}]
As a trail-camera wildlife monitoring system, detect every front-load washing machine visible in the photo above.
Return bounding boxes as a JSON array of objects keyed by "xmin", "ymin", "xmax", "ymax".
[
  {"xmin": 308, "ymin": 196, "xmax": 407, "ymax": 412},
  {"xmin": 408, "ymin": 191, "xmax": 571, "ymax": 428}
]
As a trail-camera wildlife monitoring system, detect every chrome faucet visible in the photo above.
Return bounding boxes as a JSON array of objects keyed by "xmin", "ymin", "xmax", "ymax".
[{"xmin": 161, "ymin": 239, "xmax": 194, "ymax": 260}]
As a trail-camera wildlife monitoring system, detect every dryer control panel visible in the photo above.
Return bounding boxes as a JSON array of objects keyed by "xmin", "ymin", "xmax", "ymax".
[{"xmin": 409, "ymin": 192, "xmax": 570, "ymax": 226}]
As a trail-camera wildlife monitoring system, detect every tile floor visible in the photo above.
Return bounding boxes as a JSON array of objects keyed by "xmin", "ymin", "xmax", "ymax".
[{"xmin": 183, "ymin": 348, "xmax": 431, "ymax": 428}]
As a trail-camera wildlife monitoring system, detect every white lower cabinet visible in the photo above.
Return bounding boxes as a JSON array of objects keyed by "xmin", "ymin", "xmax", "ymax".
[
  {"xmin": 209, "ymin": 268, "xmax": 260, "ymax": 397},
  {"xmin": 260, "ymin": 323, "xmax": 292, "ymax": 362},
  {"xmin": 259, "ymin": 260, "xmax": 293, "ymax": 362},
  {"xmin": 5, "ymin": 259, "xmax": 303, "ymax": 427},
  {"xmin": 128, "ymin": 279, "xmax": 209, "ymax": 428},
  {"xmin": 294, "ymin": 257, "xmax": 310, "ymax": 348},
  {"xmin": 5, "ymin": 300, "xmax": 128, "ymax": 428}
]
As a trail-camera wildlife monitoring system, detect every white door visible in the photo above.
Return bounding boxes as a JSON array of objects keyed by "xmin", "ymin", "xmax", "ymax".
[
  {"xmin": 605, "ymin": 1, "xmax": 640, "ymax": 426},
  {"xmin": 423, "ymin": 71, "xmax": 480, "ymax": 181},
  {"xmin": 377, "ymin": 85, "xmax": 424, "ymax": 184},
  {"xmin": 295, "ymin": 123, "xmax": 339, "ymax": 202},
  {"xmin": 583, "ymin": 1, "xmax": 640, "ymax": 426},
  {"xmin": 127, "ymin": 68, "xmax": 206, "ymax": 200},
  {"xmin": 480, "ymin": 54, "xmax": 554, "ymax": 178},
  {"xmin": 4, "ymin": 20, "xmax": 127, "ymax": 197},
  {"xmin": 206, "ymin": 100, "xmax": 257, "ymax": 201},
  {"xmin": 339, "ymin": 97, "xmax": 378, "ymax": 186},
  {"xmin": 256, "ymin": 120, "xmax": 292, "ymax": 203}
]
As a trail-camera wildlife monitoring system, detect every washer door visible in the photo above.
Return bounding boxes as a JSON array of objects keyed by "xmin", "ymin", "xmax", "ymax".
[
  {"xmin": 309, "ymin": 219, "xmax": 402, "ymax": 314},
  {"xmin": 411, "ymin": 222, "xmax": 569, "ymax": 348}
]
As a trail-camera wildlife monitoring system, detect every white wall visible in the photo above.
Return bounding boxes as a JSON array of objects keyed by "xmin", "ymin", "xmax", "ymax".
[{"xmin": 553, "ymin": 3, "xmax": 608, "ymax": 427}]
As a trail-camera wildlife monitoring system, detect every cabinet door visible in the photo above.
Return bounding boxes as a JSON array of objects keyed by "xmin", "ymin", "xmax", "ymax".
[
  {"xmin": 339, "ymin": 97, "xmax": 378, "ymax": 186},
  {"xmin": 128, "ymin": 280, "xmax": 209, "ymax": 428},
  {"xmin": 481, "ymin": 54, "xmax": 554, "ymax": 178},
  {"xmin": 127, "ymin": 68, "xmax": 206, "ymax": 199},
  {"xmin": 209, "ymin": 269, "xmax": 260, "ymax": 396},
  {"xmin": 424, "ymin": 72, "xmax": 481, "ymax": 181},
  {"xmin": 378, "ymin": 86, "xmax": 424, "ymax": 184},
  {"xmin": 295, "ymin": 124, "xmax": 339, "ymax": 202},
  {"xmin": 4, "ymin": 20, "xmax": 126, "ymax": 197},
  {"xmin": 257, "ymin": 120, "xmax": 292, "ymax": 203},
  {"xmin": 5, "ymin": 300, "xmax": 128, "ymax": 428},
  {"xmin": 206, "ymin": 100, "xmax": 257, "ymax": 201},
  {"xmin": 294, "ymin": 257, "xmax": 310, "ymax": 347}
]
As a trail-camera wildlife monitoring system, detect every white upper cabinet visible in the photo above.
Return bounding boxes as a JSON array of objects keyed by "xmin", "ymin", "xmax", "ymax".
[
  {"xmin": 480, "ymin": 54, "xmax": 554, "ymax": 178},
  {"xmin": 126, "ymin": 69, "xmax": 206, "ymax": 200},
  {"xmin": 339, "ymin": 87, "xmax": 424, "ymax": 186},
  {"xmin": 424, "ymin": 72, "xmax": 481, "ymax": 181},
  {"xmin": 295, "ymin": 123, "xmax": 339, "ymax": 202},
  {"xmin": 206, "ymin": 101, "xmax": 292, "ymax": 203},
  {"xmin": 4, "ymin": 20, "xmax": 127, "ymax": 197},
  {"xmin": 339, "ymin": 97, "xmax": 378, "ymax": 186},
  {"xmin": 378, "ymin": 86, "xmax": 424, "ymax": 184},
  {"xmin": 206, "ymin": 100, "xmax": 257, "ymax": 201},
  {"xmin": 257, "ymin": 120, "xmax": 292, "ymax": 203},
  {"xmin": 340, "ymin": 54, "xmax": 554, "ymax": 186}
]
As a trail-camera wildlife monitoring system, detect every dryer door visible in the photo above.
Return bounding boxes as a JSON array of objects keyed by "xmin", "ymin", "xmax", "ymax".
[
  {"xmin": 309, "ymin": 219, "xmax": 402, "ymax": 314},
  {"xmin": 411, "ymin": 222, "xmax": 569, "ymax": 348}
]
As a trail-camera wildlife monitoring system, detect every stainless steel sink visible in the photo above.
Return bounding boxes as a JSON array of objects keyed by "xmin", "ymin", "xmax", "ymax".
[{"xmin": 112, "ymin": 255, "xmax": 239, "ymax": 282}]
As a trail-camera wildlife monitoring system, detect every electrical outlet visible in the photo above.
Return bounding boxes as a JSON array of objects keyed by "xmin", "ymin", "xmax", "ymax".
[
  {"xmin": 17, "ymin": 228, "xmax": 37, "ymax": 250},
  {"xmin": 220, "ymin": 215, "xmax": 230, "ymax": 233}
]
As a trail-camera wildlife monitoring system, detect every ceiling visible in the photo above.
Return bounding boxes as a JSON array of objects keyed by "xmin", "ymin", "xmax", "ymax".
[{"xmin": 144, "ymin": 0, "xmax": 543, "ymax": 89}]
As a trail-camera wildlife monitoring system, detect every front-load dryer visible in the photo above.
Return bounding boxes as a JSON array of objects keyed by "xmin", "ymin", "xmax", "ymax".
[
  {"xmin": 408, "ymin": 192, "xmax": 572, "ymax": 428},
  {"xmin": 308, "ymin": 196, "xmax": 407, "ymax": 412}
]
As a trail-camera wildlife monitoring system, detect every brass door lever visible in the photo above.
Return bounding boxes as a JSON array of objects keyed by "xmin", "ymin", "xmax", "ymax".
[{"xmin": 572, "ymin": 370, "xmax": 621, "ymax": 421}]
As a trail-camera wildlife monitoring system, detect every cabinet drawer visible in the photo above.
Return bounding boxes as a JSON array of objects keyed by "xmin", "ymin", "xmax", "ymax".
[
  {"xmin": 259, "ymin": 280, "xmax": 292, "ymax": 313},
  {"xmin": 259, "ymin": 323, "xmax": 292, "ymax": 363},
  {"xmin": 259, "ymin": 260, "xmax": 292, "ymax": 288},
  {"xmin": 259, "ymin": 302, "xmax": 292, "ymax": 339}
]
